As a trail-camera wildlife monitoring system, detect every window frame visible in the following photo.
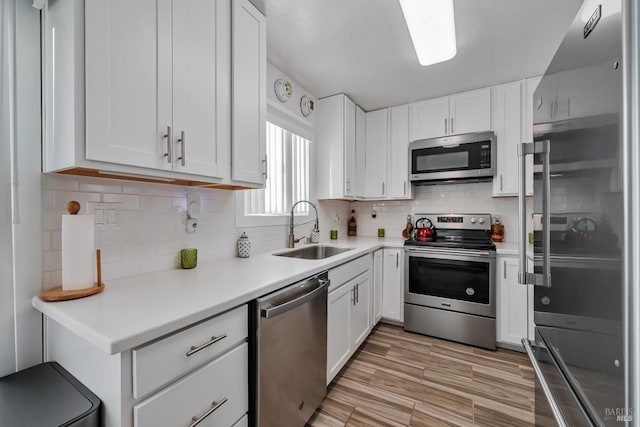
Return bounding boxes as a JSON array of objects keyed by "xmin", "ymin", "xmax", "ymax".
[{"xmin": 235, "ymin": 107, "xmax": 314, "ymax": 228}]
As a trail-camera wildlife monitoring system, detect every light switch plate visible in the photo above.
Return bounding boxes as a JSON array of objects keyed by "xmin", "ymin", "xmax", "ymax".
[{"xmin": 87, "ymin": 202, "xmax": 121, "ymax": 230}]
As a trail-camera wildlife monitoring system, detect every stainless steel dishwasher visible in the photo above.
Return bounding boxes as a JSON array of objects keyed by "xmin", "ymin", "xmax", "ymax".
[{"xmin": 254, "ymin": 271, "xmax": 329, "ymax": 427}]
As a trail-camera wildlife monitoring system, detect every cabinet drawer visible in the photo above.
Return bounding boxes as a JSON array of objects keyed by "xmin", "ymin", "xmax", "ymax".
[
  {"xmin": 133, "ymin": 305, "xmax": 248, "ymax": 398},
  {"xmin": 134, "ymin": 343, "xmax": 248, "ymax": 427},
  {"xmin": 329, "ymin": 254, "xmax": 371, "ymax": 292}
]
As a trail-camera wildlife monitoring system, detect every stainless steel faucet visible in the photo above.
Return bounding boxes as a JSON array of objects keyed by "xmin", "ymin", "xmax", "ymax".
[{"xmin": 288, "ymin": 200, "xmax": 319, "ymax": 248}]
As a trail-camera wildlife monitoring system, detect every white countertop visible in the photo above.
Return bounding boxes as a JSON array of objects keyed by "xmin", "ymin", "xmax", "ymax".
[{"xmin": 33, "ymin": 237, "xmax": 404, "ymax": 355}]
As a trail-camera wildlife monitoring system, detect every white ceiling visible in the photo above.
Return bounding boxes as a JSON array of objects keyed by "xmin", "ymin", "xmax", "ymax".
[{"xmin": 265, "ymin": 0, "xmax": 584, "ymax": 111}]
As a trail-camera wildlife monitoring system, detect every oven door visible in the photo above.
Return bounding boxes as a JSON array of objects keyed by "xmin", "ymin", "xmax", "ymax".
[{"xmin": 404, "ymin": 248, "xmax": 496, "ymax": 317}]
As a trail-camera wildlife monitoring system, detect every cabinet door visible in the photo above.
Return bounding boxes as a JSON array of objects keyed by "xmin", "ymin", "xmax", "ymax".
[
  {"xmin": 382, "ymin": 249, "xmax": 403, "ymax": 322},
  {"xmin": 388, "ymin": 105, "xmax": 411, "ymax": 199},
  {"xmin": 85, "ymin": 0, "xmax": 170, "ymax": 170},
  {"xmin": 492, "ymin": 81, "xmax": 522, "ymax": 196},
  {"xmin": 327, "ymin": 283, "xmax": 352, "ymax": 384},
  {"xmin": 408, "ymin": 96, "xmax": 449, "ymax": 141},
  {"xmin": 351, "ymin": 273, "xmax": 371, "ymax": 349},
  {"xmin": 497, "ymin": 256, "xmax": 528, "ymax": 346},
  {"xmin": 449, "ymin": 88, "xmax": 491, "ymax": 135},
  {"xmin": 355, "ymin": 106, "xmax": 367, "ymax": 197},
  {"xmin": 317, "ymin": 94, "xmax": 346, "ymax": 199},
  {"xmin": 372, "ymin": 250, "xmax": 383, "ymax": 325},
  {"xmin": 364, "ymin": 109, "xmax": 389, "ymax": 198},
  {"xmin": 344, "ymin": 97, "xmax": 357, "ymax": 197},
  {"xmin": 173, "ymin": 0, "xmax": 223, "ymax": 177},
  {"xmin": 523, "ymin": 77, "xmax": 541, "ymax": 196},
  {"xmin": 231, "ymin": 0, "xmax": 266, "ymax": 184}
]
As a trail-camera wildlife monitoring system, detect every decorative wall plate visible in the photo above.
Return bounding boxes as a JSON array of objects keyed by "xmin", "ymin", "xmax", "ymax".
[
  {"xmin": 300, "ymin": 95, "xmax": 314, "ymax": 117},
  {"xmin": 274, "ymin": 78, "xmax": 293, "ymax": 103}
]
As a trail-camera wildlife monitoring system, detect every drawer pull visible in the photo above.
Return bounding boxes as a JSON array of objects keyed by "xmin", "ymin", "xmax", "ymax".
[
  {"xmin": 186, "ymin": 334, "xmax": 227, "ymax": 357},
  {"xmin": 188, "ymin": 397, "xmax": 228, "ymax": 427}
]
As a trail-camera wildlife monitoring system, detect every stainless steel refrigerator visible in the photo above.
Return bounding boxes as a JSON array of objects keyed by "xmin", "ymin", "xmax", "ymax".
[{"xmin": 518, "ymin": 0, "xmax": 640, "ymax": 425}]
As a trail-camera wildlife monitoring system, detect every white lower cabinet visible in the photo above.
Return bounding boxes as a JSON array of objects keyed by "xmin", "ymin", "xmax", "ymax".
[
  {"xmin": 327, "ymin": 255, "xmax": 374, "ymax": 385},
  {"xmin": 382, "ymin": 248, "xmax": 404, "ymax": 322},
  {"xmin": 496, "ymin": 255, "xmax": 533, "ymax": 347},
  {"xmin": 134, "ymin": 343, "xmax": 248, "ymax": 427},
  {"xmin": 44, "ymin": 305, "xmax": 249, "ymax": 427},
  {"xmin": 372, "ymin": 249, "xmax": 383, "ymax": 325}
]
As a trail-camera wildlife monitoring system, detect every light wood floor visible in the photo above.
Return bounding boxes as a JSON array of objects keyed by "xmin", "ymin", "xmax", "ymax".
[{"xmin": 308, "ymin": 324, "xmax": 535, "ymax": 427}]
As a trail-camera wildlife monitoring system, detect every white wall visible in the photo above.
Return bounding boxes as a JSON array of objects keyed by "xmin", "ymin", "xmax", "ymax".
[
  {"xmin": 0, "ymin": 0, "xmax": 42, "ymax": 376},
  {"xmin": 351, "ymin": 182, "xmax": 523, "ymax": 242}
]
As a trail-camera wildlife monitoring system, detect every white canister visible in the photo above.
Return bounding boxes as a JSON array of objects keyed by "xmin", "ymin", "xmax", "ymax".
[{"xmin": 237, "ymin": 232, "xmax": 251, "ymax": 258}]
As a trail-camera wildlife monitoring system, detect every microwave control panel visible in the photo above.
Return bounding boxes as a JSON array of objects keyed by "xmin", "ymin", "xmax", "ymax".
[{"xmin": 480, "ymin": 143, "xmax": 492, "ymax": 168}]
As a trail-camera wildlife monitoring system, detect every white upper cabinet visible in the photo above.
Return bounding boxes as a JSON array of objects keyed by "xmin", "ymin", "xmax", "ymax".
[
  {"xmin": 354, "ymin": 106, "xmax": 367, "ymax": 197},
  {"xmin": 85, "ymin": 0, "xmax": 167, "ymax": 170},
  {"xmin": 364, "ymin": 108, "xmax": 389, "ymax": 198},
  {"xmin": 317, "ymin": 94, "xmax": 357, "ymax": 200},
  {"xmin": 409, "ymin": 88, "xmax": 491, "ymax": 141},
  {"xmin": 387, "ymin": 105, "xmax": 411, "ymax": 199},
  {"xmin": 85, "ymin": 0, "xmax": 226, "ymax": 178},
  {"xmin": 408, "ymin": 96, "xmax": 449, "ymax": 141},
  {"xmin": 492, "ymin": 81, "xmax": 522, "ymax": 196},
  {"xmin": 231, "ymin": 0, "xmax": 266, "ymax": 185},
  {"xmin": 492, "ymin": 78, "xmax": 538, "ymax": 197}
]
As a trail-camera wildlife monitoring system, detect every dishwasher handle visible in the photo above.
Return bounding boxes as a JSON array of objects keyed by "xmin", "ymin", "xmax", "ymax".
[{"xmin": 261, "ymin": 277, "xmax": 329, "ymax": 319}]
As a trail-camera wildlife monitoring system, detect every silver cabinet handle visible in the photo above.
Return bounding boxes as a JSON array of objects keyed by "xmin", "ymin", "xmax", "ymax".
[
  {"xmin": 163, "ymin": 126, "xmax": 172, "ymax": 163},
  {"xmin": 188, "ymin": 398, "xmax": 228, "ymax": 427},
  {"xmin": 351, "ymin": 286, "xmax": 356, "ymax": 306},
  {"xmin": 177, "ymin": 131, "xmax": 186, "ymax": 166},
  {"xmin": 521, "ymin": 339, "xmax": 568, "ymax": 427},
  {"xmin": 503, "ymin": 260, "xmax": 507, "ymax": 279},
  {"xmin": 403, "ymin": 181, "xmax": 406, "ymax": 196},
  {"xmin": 518, "ymin": 140, "xmax": 551, "ymax": 287},
  {"xmin": 262, "ymin": 155, "xmax": 268, "ymax": 179},
  {"xmin": 382, "ymin": 182, "xmax": 385, "ymax": 195},
  {"xmin": 500, "ymin": 174, "xmax": 503, "ymax": 191},
  {"xmin": 444, "ymin": 118, "xmax": 448, "ymax": 134},
  {"xmin": 186, "ymin": 334, "xmax": 227, "ymax": 357},
  {"xmin": 396, "ymin": 253, "xmax": 399, "ymax": 268},
  {"xmin": 451, "ymin": 117, "xmax": 454, "ymax": 134},
  {"xmin": 356, "ymin": 283, "xmax": 359, "ymax": 304}
]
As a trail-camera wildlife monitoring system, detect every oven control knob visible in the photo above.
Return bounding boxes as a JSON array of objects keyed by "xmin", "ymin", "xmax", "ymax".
[
  {"xmin": 470, "ymin": 217, "xmax": 477, "ymax": 224},
  {"xmin": 465, "ymin": 287, "xmax": 475, "ymax": 296},
  {"xmin": 478, "ymin": 218, "xmax": 485, "ymax": 224},
  {"xmin": 541, "ymin": 296, "xmax": 551, "ymax": 305}
]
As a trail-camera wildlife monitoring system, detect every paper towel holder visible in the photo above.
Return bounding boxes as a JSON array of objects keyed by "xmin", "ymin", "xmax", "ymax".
[{"xmin": 39, "ymin": 249, "xmax": 105, "ymax": 302}]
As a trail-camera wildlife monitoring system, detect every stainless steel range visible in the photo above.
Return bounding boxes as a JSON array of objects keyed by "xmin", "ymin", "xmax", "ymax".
[{"xmin": 404, "ymin": 213, "xmax": 496, "ymax": 350}]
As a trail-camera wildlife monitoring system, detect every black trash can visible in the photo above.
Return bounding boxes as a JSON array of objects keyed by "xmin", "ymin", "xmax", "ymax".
[{"xmin": 0, "ymin": 361, "xmax": 101, "ymax": 427}]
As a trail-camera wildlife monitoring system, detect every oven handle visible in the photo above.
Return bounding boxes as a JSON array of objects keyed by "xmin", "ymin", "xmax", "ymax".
[
  {"xmin": 405, "ymin": 248, "xmax": 493, "ymax": 259},
  {"xmin": 518, "ymin": 140, "xmax": 551, "ymax": 287}
]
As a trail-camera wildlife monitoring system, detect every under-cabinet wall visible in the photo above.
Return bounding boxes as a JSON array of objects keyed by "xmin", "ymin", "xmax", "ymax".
[
  {"xmin": 351, "ymin": 182, "xmax": 533, "ymax": 243},
  {"xmin": 41, "ymin": 174, "xmax": 350, "ymax": 289}
]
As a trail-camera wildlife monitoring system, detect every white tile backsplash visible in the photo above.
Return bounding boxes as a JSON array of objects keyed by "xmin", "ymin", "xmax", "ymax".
[
  {"xmin": 351, "ymin": 182, "xmax": 529, "ymax": 242},
  {"xmin": 41, "ymin": 174, "xmax": 350, "ymax": 289}
]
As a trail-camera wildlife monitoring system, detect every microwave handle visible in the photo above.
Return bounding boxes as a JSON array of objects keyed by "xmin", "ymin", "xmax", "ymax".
[{"xmin": 518, "ymin": 140, "xmax": 551, "ymax": 287}]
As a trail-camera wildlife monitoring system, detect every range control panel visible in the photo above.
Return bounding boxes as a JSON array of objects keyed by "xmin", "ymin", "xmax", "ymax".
[{"xmin": 414, "ymin": 213, "xmax": 493, "ymax": 231}]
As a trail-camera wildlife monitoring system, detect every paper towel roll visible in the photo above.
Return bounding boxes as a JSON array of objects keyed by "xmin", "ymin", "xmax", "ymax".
[{"xmin": 62, "ymin": 214, "xmax": 95, "ymax": 290}]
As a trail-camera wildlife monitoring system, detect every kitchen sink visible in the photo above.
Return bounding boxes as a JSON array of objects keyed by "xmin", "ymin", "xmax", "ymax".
[{"xmin": 274, "ymin": 245, "xmax": 354, "ymax": 260}]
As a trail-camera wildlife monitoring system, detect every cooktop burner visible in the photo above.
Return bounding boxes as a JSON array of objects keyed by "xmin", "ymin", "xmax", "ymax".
[{"xmin": 404, "ymin": 213, "xmax": 496, "ymax": 251}]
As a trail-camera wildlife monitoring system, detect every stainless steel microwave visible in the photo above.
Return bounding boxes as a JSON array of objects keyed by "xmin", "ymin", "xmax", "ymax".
[{"xmin": 409, "ymin": 131, "xmax": 496, "ymax": 184}]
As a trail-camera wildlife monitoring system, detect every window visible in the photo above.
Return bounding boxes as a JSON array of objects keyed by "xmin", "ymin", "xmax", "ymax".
[{"xmin": 242, "ymin": 121, "xmax": 310, "ymax": 220}]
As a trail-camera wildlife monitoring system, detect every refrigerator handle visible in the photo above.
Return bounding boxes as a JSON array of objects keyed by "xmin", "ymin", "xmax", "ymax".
[
  {"xmin": 518, "ymin": 140, "xmax": 552, "ymax": 287},
  {"xmin": 522, "ymin": 338, "xmax": 569, "ymax": 427}
]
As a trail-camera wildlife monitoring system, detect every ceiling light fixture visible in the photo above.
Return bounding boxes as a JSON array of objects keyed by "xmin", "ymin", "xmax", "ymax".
[{"xmin": 398, "ymin": 0, "xmax": 457, "ymax": 66}]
